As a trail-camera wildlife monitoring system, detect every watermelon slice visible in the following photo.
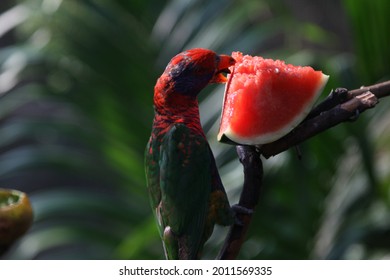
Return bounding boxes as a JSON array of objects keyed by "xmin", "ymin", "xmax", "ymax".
[{"xmin": 218, "ymin": 52, "xmax": 329, "ymax": 145}]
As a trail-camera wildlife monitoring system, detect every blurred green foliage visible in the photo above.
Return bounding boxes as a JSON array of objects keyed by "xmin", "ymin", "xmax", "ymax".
[{"xmin": 0, "ymin": 0, "xmax": 389, "ymax": 259}]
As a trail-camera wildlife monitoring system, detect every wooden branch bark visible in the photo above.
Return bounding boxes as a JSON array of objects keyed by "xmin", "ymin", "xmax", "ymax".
[
  {"xmin": 218, "ymin": 145, "xmax": 263, "ymax": 259},
  {"xmin": 218, "ymin": 80, "xmax": 390, "ymax": 259}
]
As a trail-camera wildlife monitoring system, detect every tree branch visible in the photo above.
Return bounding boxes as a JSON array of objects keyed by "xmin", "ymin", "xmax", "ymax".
[
  {"xmin": 218, "ymin": 145, "xmax": 263, "ymax": 259},
  {"xmin": 218, "ymin": 80, "xmax": 390, "ymax": 259}
]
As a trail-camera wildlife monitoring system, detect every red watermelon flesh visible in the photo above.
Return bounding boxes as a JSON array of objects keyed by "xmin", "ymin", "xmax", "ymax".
[{"xmin": 218, "ymin": 52, "xmax": 329, "ymax": 145}]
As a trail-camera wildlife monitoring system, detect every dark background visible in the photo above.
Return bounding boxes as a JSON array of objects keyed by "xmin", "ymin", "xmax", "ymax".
[{"xmin": 1, "ymin": 0, "xmax": 389, "ymax": 259}]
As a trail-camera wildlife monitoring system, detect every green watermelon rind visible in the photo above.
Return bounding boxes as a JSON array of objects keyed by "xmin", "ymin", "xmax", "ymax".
[{"xmin": 218, "ymin": 73, "xmax": 329, "ymax": 145}]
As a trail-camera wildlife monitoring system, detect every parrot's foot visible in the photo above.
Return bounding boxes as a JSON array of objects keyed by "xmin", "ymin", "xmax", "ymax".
[
  {"xmin": 232, "ymin": 204, "xmax": 254, "ymax": 215},
  {"xmin": 231, "ymin": 204, "xmax": 254, "ymax": 226}
]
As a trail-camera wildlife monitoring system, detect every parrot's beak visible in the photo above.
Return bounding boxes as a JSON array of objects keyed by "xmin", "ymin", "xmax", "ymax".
[{"xmin": 210, "ymin": 54, "xmax": 236, "ymax": 84}]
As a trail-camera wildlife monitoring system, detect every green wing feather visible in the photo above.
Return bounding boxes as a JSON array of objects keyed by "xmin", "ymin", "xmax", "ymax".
[{"xmin": 145, "ymin": 124, "xmax": 212, "ymax": 259}]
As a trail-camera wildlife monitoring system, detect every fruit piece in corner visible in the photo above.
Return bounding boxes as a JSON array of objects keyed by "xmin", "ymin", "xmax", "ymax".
[{"xmin": 0, "ymin": 189, "xmax": 33, "ymax": 248}]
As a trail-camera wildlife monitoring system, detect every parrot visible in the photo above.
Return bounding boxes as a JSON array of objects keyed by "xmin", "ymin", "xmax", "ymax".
[{"xmin": 145, "ymin": 48, "xmax": 237, "ymax": 259}]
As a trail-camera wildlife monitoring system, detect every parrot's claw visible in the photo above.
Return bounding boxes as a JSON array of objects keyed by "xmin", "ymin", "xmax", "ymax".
[
  {"xmin": 232, "ymin": 204, "xmax": 254, "ymax": 215},
  {"xmin": 231, "ymin": 204, "xmax": 254, "ymax": 226}
]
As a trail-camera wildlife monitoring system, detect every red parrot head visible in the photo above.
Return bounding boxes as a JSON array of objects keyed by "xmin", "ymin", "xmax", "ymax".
[{"xmin": 154, "ymin": 49, "xmax": 236, "ymax": 105}]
